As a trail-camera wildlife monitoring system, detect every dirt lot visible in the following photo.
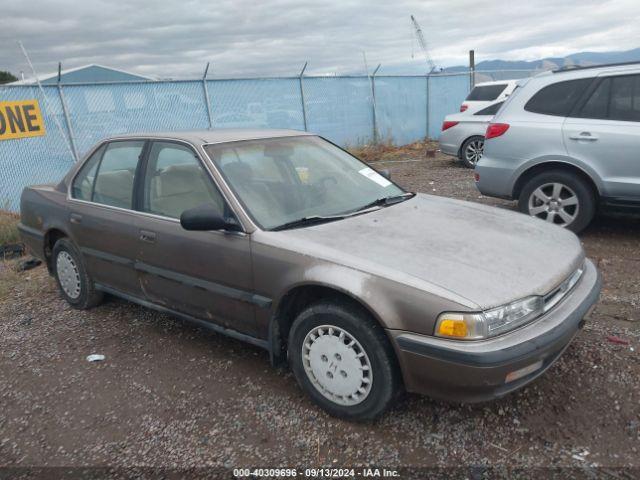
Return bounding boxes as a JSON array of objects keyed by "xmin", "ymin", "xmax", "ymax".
[{"xmin": 0, "ymin": 144, "xmax": 638, "ymax": 476}]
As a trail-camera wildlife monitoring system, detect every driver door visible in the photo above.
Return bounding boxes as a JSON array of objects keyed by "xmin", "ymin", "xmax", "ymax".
[{"xmin": 133, "ymin": 141, "xmax": 260, "ymax": 338}]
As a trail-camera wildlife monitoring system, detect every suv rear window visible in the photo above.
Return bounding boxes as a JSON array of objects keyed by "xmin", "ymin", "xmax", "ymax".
[
  {"xmin": 475, "ymin": 101, "xmax": 504, "ymax": 116},
  {"xmin": 524, "ymin": 78, "xmax": 592, "ymax": 116},
  {"xmin": 466, "ymin": 84, "xmax": 507, "ymax": 101}
]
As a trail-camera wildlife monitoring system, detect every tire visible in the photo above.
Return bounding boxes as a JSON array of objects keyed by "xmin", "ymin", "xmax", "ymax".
[
  {"xmin": 459, "ymin": 136, "xmax": 484, "ymax": 168},
  {"xmin": 518, "ymin": 170, "xmax": 596, "ymax": 233},
  {"xmin": 52, "ymin": 238, "xmax": 103, "ymax": 309},
  {"xmin": 288, "ymin": 299, "xmax": 401, "ymax": 421}
]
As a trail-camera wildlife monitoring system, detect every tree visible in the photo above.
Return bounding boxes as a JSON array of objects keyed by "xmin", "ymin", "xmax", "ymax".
[{"xmin": 0, "ymin": 71, "xmax": 18, "ymax": 84}]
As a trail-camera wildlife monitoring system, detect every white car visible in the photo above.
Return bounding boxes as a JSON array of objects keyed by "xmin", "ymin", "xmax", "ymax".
[
  {"xmin": 460, "ymin": 80, "xmax": 517, "ymax": 113},
  {"xmin": 439, "ymin": 101, "xmax": 503, "ymax": 168}
]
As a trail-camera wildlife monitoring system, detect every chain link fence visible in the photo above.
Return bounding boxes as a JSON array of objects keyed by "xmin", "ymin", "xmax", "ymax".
[{"xmin": 1, "ymin": 70, "xmax": 537, "ymax": 211}]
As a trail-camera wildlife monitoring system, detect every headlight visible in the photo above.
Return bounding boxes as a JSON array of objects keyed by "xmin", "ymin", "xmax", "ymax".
[{"xmin": 435, "ymin": 296, "xmax": 544, "ymax": 340}]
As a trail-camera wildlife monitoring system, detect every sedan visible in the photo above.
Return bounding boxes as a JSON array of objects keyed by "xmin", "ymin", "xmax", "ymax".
[{"xmin": 18, "ymin": 129, "xmax": 601, "ymax": 420}]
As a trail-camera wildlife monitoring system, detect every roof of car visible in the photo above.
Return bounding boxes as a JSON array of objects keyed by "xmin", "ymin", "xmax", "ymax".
[
  {"xmin": 112, "ymin": 129, "xmax": 313, "ymax": 145},
  {"xmin": 473, "ymin": 79, "xmax": 518, "ymax": 87}
]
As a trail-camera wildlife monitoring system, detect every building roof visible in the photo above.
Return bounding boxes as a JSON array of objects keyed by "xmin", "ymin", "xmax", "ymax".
[{"xmin": 10, "ymin": 64, "xmax": 154, "ymax": 85}]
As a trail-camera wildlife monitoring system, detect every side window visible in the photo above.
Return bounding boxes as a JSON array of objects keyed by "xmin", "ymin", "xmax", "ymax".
[
  {"xmin": 609, "ymin": 75, "xmax": 640, "ymax": 122},
  {"xmin": 72, "ymin": 145, "xmax": 104, "ymax": 201},
  {"xmin": 142, "ymin": 142, "xmax": 226, "ymax": 219},
  {"xmin": 524, "ymin": 78, "xmax": 592, "ymax": 116},
  {"xmin": 93, "ymin": 141, "xmax": 144, "ymax": 209},
  {"xmin": 578, "ymin": 78, "xmax": 611, "ymax": 119}
]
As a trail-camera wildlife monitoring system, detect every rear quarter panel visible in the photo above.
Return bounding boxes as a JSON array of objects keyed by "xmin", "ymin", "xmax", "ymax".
[{"xmin": 20, "ymin": 185, "xmax": 72, "ymax": 260}]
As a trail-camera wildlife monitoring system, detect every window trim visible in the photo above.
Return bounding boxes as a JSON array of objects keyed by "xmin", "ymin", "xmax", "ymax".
[{"xmin": 67, "ymin": 136, "xmax": 248, "ymax": 234}]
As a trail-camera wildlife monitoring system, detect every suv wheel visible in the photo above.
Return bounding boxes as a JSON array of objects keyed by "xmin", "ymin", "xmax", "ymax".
[
  {"xmin": 518, "ymin": 170, "xmax": 596, "ymax": 233},
  {"xmin": 53, "ymin": 238, "xmax": 103, "ymax": 309},
  {"xmin": 288, "ymin": 300, "xmax": 400, "ymax": 421},
  {"xmin": 460, "ymin": 136, "xmax": 484, "ymax": 168}
]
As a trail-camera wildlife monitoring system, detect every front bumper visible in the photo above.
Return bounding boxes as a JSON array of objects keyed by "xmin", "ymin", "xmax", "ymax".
[{"xmin": 389, "ymin": 259, "xmax": 601, "ymax": 402}]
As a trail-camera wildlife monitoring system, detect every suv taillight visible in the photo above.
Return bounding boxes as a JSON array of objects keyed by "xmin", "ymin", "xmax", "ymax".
[
  {"xmin": 460, "ymin": 104, "xmax": 468, "ymax": 112},
  {"xmin": 485, "ymin": 123, "xmax": 510, "ymax": 139},
  {"xmin": 442, "ymin": 121, "xmax": 459, "ymax": 131}
]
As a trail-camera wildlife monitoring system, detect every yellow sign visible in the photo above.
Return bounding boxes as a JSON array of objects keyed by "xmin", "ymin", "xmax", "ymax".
[{"xmin": 0, "ymin": 100, "xmax": 46, "ymax": 141}]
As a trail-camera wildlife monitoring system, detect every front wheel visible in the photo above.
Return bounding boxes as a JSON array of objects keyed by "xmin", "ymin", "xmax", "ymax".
[
  {"xmin": 459, "ymin": 136, "xmax": 484, "ymax": 168},
  {"xmin": 518, "ymin": 170, "xmax": 596, "ymax": 233},
  {"xmin": 288, "ymin": 300, "xmax": 401, "ymax": 421}
]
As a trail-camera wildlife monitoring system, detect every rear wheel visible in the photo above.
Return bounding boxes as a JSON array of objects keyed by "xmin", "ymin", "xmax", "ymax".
[
  {"xmin": 288, "ymin": 300, "xmax": 401, "ymax": 421},
  {"xmin": 459, "ymin": 136, "xmax": 484, "ymax": 168},
  {"xmin": 518, "ymin": 170, "xmax": 596, "ymax": 233},
  {"xmin": 53, "ymin": 238, "xmax": 103, "ymax": 309}
]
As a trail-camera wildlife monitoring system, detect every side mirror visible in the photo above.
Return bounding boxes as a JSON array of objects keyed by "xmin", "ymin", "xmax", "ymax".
[
  {"xmin": 379, "ymin": 169, "xmax": 391, "ymax": 180},
  {"xmin": 180, "ymin": 204, "xmax": 241, "ymax": 232}
]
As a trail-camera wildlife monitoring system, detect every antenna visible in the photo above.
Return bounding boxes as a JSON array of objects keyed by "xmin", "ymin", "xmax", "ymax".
[{"xmin": 17, "ymin": 41, "xmax": 76, "ymax": 159}]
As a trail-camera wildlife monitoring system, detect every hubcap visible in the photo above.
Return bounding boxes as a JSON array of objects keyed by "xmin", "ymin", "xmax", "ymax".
[
  {"xmin": 56, "ymin": 251, "xmax": 81, "ymax": 299},
  {"xmin": 527, "ymin": 182, "xmax": 579, "ymax": 227},
  {"xmin": 302, "ymin": 325, "xmax": 373, "ymax": 406},
  {"xmin": 465, "ymin": 139, "xmax": 484, "ymax": 165}
]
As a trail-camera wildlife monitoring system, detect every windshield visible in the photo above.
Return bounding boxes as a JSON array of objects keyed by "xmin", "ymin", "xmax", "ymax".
[{"xmin": 204, "ymin": 136, "xmax": 406, "ymax": 230}]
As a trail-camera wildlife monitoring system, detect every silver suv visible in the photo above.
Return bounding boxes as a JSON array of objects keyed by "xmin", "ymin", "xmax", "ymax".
[{"xmin": 475, "ymin": 62, "xmax": 640, "ymax": 232}]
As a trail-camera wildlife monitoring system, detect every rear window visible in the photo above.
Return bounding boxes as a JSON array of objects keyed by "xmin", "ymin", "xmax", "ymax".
[
  {"xmin": 466, "ymin": 84, "xmax": 507, "ymax": 101},
  {"xmin": 524, "ymin": 78, "xmax": 592, "ymax": 116},
  {"xmin": 475, "ymin": 101, "xmax": 504, "ymax": 116}
]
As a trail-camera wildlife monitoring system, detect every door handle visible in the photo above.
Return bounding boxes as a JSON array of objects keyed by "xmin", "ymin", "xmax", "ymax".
[
  {"xmin": 70, "ymin": 213, "xmax": 83, "ymax": 224},
  {"xmin": 569, "ymin": 132, "xmax": 598, "ymax": 141},
  {"xmin": 139, "ymin": 230, "xmax": 156, "ymax": 243}
]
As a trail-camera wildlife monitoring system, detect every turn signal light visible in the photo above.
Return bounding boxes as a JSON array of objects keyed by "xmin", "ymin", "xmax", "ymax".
[
  {"xmin": 485, "ymin": 123, "xmax": 510, "ymax": 139},
  {"xmin": 442, "ymin": 121, "xmax": 459, "ymax": 131},
  {"xmin": 437, "ymin": 318, "xmax": 468, "ymax": 337}
]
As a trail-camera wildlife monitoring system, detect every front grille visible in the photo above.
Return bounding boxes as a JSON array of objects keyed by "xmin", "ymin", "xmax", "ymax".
[{"xmin": 543, "ymin": 265, "xmax": 584, "ymax": 312}]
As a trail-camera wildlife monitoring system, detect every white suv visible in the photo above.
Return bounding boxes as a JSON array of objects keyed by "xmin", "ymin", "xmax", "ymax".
[
  {"xmin": 460, "ymin": 80, "xmax": 517, "ymax": 113},
  {"xmin": 475, "ymin": 62, "xmax": 640, "ymax": 232}
]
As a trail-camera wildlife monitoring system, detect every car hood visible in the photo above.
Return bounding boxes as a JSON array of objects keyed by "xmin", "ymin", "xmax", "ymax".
[{"xmin": 268, "ymin": 194, "xmax": 585, "ymax": 310}]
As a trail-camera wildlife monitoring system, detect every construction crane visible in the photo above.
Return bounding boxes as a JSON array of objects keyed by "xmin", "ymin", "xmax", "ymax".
[{"xmin": 410, "ymin": 15, "xmax": 436, "ymax": 73}]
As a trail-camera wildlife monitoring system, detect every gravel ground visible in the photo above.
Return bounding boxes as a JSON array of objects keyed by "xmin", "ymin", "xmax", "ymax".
[{"xmin": 0, "ymin": 144, "xmax": 638, "ymax": 475}]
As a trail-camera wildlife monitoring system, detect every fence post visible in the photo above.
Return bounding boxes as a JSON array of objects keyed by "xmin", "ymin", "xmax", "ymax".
[
  {"xmin": 202, "ymin": 62, "xmax": 213, "ymax": 129},
  {"xmin": 425, "ymin": 73, "xmax": 430, "ymax": 140},
  {"xmin": 56, "ymin": 64, "xmax": 79, "ymax": 162},
  {"xmin": 469, "ymin": 50, "xmax": 475, "ymax": 90},
  {"xmin": 298, "ymin": 62, "xmax": 308, "ymax": 131},
  {"xmin": 370, "ymin": 64, "xmax": 381, "ymax": 144}
]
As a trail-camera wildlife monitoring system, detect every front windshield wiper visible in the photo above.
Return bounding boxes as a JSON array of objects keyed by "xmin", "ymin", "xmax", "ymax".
[
  {"xmin": 270, "ymin": 215, "xmax": 345, "ymax": 232},
  {"xmin": 350, "ymin": 192, "xmax": 416, "ymax": 214},
  {"xmin": 271, "ymin": 193, "xmax": 416, "ymax": 231}
]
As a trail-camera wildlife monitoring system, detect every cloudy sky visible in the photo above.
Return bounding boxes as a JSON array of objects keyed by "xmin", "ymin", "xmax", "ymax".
[{"xmin": 1, "ymin": 0, "xmax": 639, "ymax": 79}]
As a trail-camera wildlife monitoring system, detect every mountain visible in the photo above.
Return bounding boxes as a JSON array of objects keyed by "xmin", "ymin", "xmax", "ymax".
[
  {"xmin": 444, "ymin": 48, "xmax": 640, "ymax": 73},
  {"xmin": 378, "ymin": 48, "xmax": 640, "ymax": 76}
]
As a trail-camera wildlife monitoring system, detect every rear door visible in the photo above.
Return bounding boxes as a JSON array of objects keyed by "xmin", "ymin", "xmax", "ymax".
[
  {"xmin": 68, "ymin": 140, "xmax": 147, "ymax": 295},
  {"xmin": 132, "ymin": 141, "xmax": 260, "ymax": 338},
  {"xmin": 563, "ymin": 73, "xmax": 640, "ymax": 200}
]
